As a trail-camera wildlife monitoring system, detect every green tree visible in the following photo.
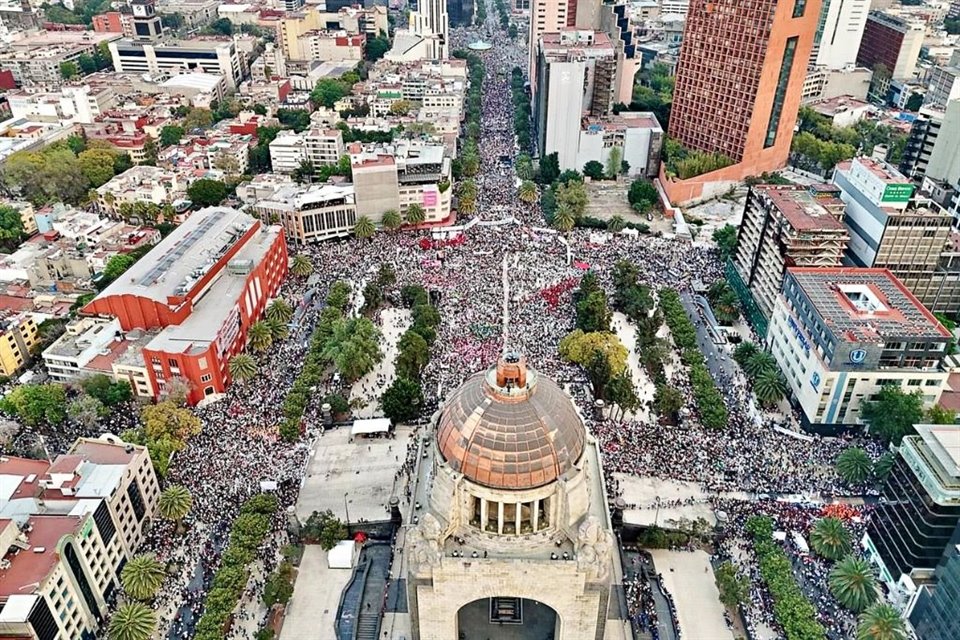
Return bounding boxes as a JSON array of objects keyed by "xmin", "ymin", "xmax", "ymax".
[
  {"xmin": 607, "ymin": 215, "xmax": 626, "ymax": 233},
  {"xmin": 353, "ymin": 215, "xmax": 376, "ymax": 239},
  {"xmin": 109, "ymin": 603, "xmax": 156, "ymax": 640},
  {"xmin": 99, "ymin": 253, "xmax": 136, "ymax": 288},
  {"xmin": 714, "ymin": 561, "xmax": 750, "ymax": 609},
  {"xmin": 266, "ymin": 298, "xmax": 293, "ymax": 325},
  {"xmin": 552, "ymin": 203, "xmax": 576, "ymax": 233},
  {"xmin": 376, "ymin": 262, "xmax": 396, "ymax": 287},
  {"xmin": 159, "ymin": 125, "xmax": 185, "ymax": 147},
  {"xmin": 187, "ymin": 179, "xmax": 228, "ymax": 207},
  {"xmin": 707, "ymin": 280, "xmax": 740, "ymax": 325},
  {"xmin": 311, "ymin": 78, "xmax": 351, "ymax": 108},
  {"xmin": 829, "ymin": 556, "xmax": 878, "ymax": 613},
  {"xmin": 516, "ymin": 153, "xmax": 534, "ymax": 180},
  {"xmin": 263, "ymin": 562, "xmax": 295, "ymax": 606},
  {"xmin": 607, "ymin": 372, "xmax": 639, "ymax": 418},
  {"xmin": 326, "ymin": 280, "xmax": 352, "ymax": 310},
  {"xmin": 857, "ymin": 603, "xmax": 908, "ymax": 640},
  {"xmin": 582, "ymin": 160, "xmax": 605, "ymax": 180},
  {"xmin": 576, "ymin": 289, "xmax": 612, "ymax": 333},
  {"xmin": 157, "ymin": 485, "xmax": 193, "ymax": 521},
  {"xmin": 860, "ymin": 386, "xmax": 924, "ymax": 445},
  {"xmin": 405, "ymin": 203, "xmax": 426, "ymax": 225},
  {"xmin": 60, "ymin": 61, "xmax": 79, "ymax": 79},
  {"xmin": 653, "ymin": 383, "xmax": 684, "ymax": 419},
  {"xmin": 120, "ymin": 554, "xmax": 165, "ymax": 600},
  {"xmin": 291, "ymin": 254, "xmax": 313, "ymax": 277},
  {"xmin": 266, "ymin": 317, "xmax": 289, "ymax": 341},
  {"xmin": 380, "ymin": 208, "xmax": 402, "ymax": 230},
  {"xmin": 141, "ymin": 400, "xmax": 201, "ymax": 442},
  {"xmin": 927, "ymin": 404, "xmax": 956, "ymax": 424},
  {"xmin": 77, "ymin": 53, "xmax": 97, "ymax": 75},
  {"xmin": 396, "ymin": 330, "xmax": 430, "ymax": 381},
  {"xmin": 207, "ymin": 17, "xmax": 234, "ymax": 35},
  {"xmin": 754, "ymin": 367, "xmax": 788, "ymax": 407},
  {"xmin": 0, "ymin": 204, "xmax": 24, "ymax": 249},
  {"xmin": 873, "ymin": 452, "xmax": 895, "ymax": 481},
  {"xmin": 809, "ymin": 517, "xmax": 852, "ymax": 560},
  {"xmin": 628, "ymin": 178, "xmax": 658, "ymax": 211},
  {"xmin": 183, "ymin": 108, "xmax": 213, "ymax": 131},
  {"xmin": 518, "ymin": 180, "xmax": 538, "ymax": 203},
  {"xmin": 322, "ymin": 317, "xmax": 382, "ymax": 381},
  {"xmin": 538, "ymin": 152, "xmax": 560, "ymax": 184},
  {"xmin": 555, "ymin": 180, "xmax": 588, "ymax": 217},
  {"xmin": 80, "ymin": 374, "xmax": 131, "ymax": 406},
  {"xmin": 743, "ymin": 350, "xmax": 778, "ymax": 379},
  {"xmin": 247, "ymin": 321, "xmax": 273, "ymax": 354},
  {"xmin": 365, "ymin": 35, "xmax": 391, "ymax": 61},
  {"xmin": 836, "ymin": 447, "xmax": 873, "ymax": 485},
  {"xmin": 68, "ymin": 394, "xmax": 105, "ymax": 428},
  {"xmin": 713, "ymin": 224, "xmax": 738, "ymax": 260},
  {"xmin": 606, "ymin": 147, "xmax": 623, "ymax": 179},
  {"xmin": 361, "ymin": 281, "xmax": 382, "ymax": 314},
  {"xmin": 302, "ymin": 510, "xmax": 347, "ymax": 550},
  {"xmin": 559, "ymin": 330, "xmax": 628, "ymax": 398},
  {"xmin": 381, "ymin": 377, "xmax": 424, "ymax": 423},
  {"xmin": 0, "ymin": 383, "xmax": 67, "ymax": 426},
  {"xmin": 229, "ymin": 353, "xmax": 257, "ymax": 383}
]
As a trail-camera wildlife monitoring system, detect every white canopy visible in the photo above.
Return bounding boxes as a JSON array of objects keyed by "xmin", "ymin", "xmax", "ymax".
[
  {"xmin": 351, "ymin": 418, "xmax": 391, "ymax": 436},
  {"xmin": 327, "ymin": 540, "xmax": 358, "ymax": 569},
  {"xmin": 791, "ymin": 531, "xmax": 810, "ymax": 553}
]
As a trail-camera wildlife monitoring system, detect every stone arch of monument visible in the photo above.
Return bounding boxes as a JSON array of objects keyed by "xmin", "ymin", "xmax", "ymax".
[{"xmin": 455, "ymin": 596, "xmax": 561, "ymax": 640}]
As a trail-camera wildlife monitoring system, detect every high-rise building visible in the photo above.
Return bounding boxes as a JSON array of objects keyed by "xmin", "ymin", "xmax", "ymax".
[
  {"xmin": 925, "ymin": 64, "xmax": 960, "ymax": 109},
  {"xmin": 926, "ymin": 100, "xmax": 960, "ymax": 189},
  {"xmin": 534, "ymin": 30, "xmax": 617, "ymax": 170},
  {"xmin": 767, "ymin": 268, "xmax": 950, "ymax": 431},
  {"xmin": 833, "ymin": 157, "xmax": 960, "ymax": 314},
  {"xmin": 109, "ymin": 38, "xmax": 244, "ymax": 90},
  {"xmin": 810, "ymin": 0, "xmax": 870, "ymax": 69},
  {"xmin": 856, "ymin": 11, "xmax": 925, "ymax": 80},
  {"xmin": 666, "ymin": 0, "xmax": 821, "ymax": 194},
  {"xmin": 900, "ymin": 107, "xmax": 945, "ymax": 181},
  {"xmin": 909, "ymin": 542, "xmax": 960, "ymax": 640},
  {"xmin": 527, "ymin": 0, "xmax": 578, "ymax": 93},
  {"xmin": 130, "ymin": 0, "xmax": 163, "ymax": 42},
  {"xmin": 865, "ymin": 424, "xmax": 960, "ymax": 583},
  {"xmin": 410, "ymin": 0, "xmax": 449, "ymax": 59},
  {"xmin": 732, "ymin": 184, "xmax": 849, "ymax": 333}
]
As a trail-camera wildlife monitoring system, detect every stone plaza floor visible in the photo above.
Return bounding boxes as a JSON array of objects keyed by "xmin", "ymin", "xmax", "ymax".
[
  {"xmin": 279, "ymin": 545, "xmax": 353, "ymax": 640},
  {"xmin": 650, "ymin": 549, "xmax": 735, "ymax": 640},
  {"xmin": 295, "ymin": 425, "xmax": 415, "ymax": 524}
]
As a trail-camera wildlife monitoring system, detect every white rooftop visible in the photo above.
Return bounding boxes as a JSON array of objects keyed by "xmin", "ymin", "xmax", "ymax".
[{"xmin": 160, "ymin": 73, "xmax": 225, "ymax": 93}]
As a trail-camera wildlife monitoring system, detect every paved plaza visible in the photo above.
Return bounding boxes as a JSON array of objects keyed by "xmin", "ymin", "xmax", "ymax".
[
  {"xmin": 280, "ymin": 545, "xmax": 352, "ymax": 640},
  {"xmin": 649, "ymin": 550, "xmax": 735, "ymax": 640},
  {"xmin": 296, "ymin": 425, "xmax": 415, "ymax": 524}
]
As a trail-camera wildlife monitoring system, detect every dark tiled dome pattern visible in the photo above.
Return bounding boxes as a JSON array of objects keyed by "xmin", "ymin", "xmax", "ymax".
[{"xmin": 436, "ymin": 368, "xmax": 586, "ymax": 490}]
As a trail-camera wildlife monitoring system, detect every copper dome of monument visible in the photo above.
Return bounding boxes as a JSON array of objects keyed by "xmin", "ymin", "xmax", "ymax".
[{"xmin": 436, "ymin": 354, "xmax": 586, "ymax": 490}]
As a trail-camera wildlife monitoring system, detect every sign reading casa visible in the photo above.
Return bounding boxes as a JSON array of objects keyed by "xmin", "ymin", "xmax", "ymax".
[{"xmin": 881, "ymin": 183, "xmax": 914, "ymax": 203}]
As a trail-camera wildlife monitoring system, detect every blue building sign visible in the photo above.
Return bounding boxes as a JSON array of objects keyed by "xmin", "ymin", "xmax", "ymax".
[
  {"xmin": 849, "ymin": 349, "xmax": 867, "ymax": 365},
  {"xmin": 787, "ymin": 316, "xmax": 811, "ymax": 357}
]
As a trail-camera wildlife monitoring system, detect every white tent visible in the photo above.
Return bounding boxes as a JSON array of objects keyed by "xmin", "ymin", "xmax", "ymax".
[
  {"xmin": 351, "ymin": 418, "xmax": 391, "ymax": 436},
  {"xmin": 327, "ymin": 540, "xmax": 359, "ymax": 569},
  {"xmin": 791, "ymin": 531, "xmax": 810, "ymax": 553}
]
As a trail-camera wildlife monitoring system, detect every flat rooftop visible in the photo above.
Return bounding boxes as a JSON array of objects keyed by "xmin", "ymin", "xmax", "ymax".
[
  {"xmin": 915, "ymin": 424, "xmax": 960, "ymax": 479},
  {"xmin": 93, "ymin": 207, "xmax": 256, "ymax": 305},
  {"xmin": 0, "ymin": 515, "xmax": 82, "ymax": 597},
  {"xmin": 838, "ymin": 156, "xmax": 909, "ymax": 185},
  {"xmin": 787, "ymin": 267, "xmax": 951, "ymax": 342},
  {"xmin": 757, "ymin": 185, "xmax": 847, "ymax": 232},
  {"xmin": 810, "ymin": 95, "xmax": 871, "ymax": 116}
]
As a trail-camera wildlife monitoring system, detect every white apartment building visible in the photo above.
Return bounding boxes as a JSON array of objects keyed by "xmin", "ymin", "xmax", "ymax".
[
  {"xmin": 351, "ymin": 142, "xmax": 452, "ymax": 224},
  {"xmin": 0, "ymin": 437, "xmax": 160, "ymax": 640},
  {"xmin": 658, "ymin": 0, "xmax": 689, "ymax": 17},
  {"xmin": 252, "ymin": 183, "xmax": 357, "ymax": 243},
  {"xmin": 96, "ymin": 165, "xmax": 183, "ymax": 214},
  {"xmin": 109, "ymin": 38, "xmax": 243, "ymax": 90},
  {"xmin": 925, "ymin": 65, "xmax": 960, "ymax": 109},
  {"xmin": 576, "ymin": 111, "xmax": 663, "ymax": 178},
  {"xmin": 768, "ymin": 267, "xmax": 950, "ymax": 432},
  {"xmin": 6, "ymin": 85, "xmax": 117, "ymax": 125},
  {"xmin": 42, "ymin": 318, "xmax": 122, "ymax": 383},
  {"xmin": 268, "ymin": 128, "xmax": 345, "ymax": 174},
  {"xmin": 811, "ymin": 0, "xmax": 871, "ymax": 70}
]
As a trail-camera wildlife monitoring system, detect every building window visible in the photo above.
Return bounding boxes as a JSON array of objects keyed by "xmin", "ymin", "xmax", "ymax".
[
  {"xmin": 200, "ymin": 373, "xmax": 212, "ymax": 382},
  {"xmin": 198, "ymin": 357, "xmax": 207, "ymax": 369},
  {"xmin": 792, "ymin": 0, "xmax": 807, "ymax": 17},
  {"xmin": 764, "ymin": 37, "xmax": 799, "ymax": 148}
]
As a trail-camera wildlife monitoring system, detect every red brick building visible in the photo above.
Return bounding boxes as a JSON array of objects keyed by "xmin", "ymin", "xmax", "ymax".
[
  {"xmin": 663, "ymin": 0, "xmax": 821, "ymax": 204},
  {"xmin": 83, "ymin": 207, "xmax": 288, "ymax": 404}
]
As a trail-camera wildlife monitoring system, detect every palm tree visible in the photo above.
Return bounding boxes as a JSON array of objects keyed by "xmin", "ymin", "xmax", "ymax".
[
  {"xmin": 753, "ymin": 368, "xmax": 787, "ymax": 407},
  {"xmin": 353, "ymin": 215, "xmax": 376, "ymax": 239},
  {"xmin": 228, "ymin": 353, "xmax": 257, "ymax": 382},
  {"xmin": 552, "ymin": 203, "xmax": 576, "ymax": 233},
  {"xmin": 157, "ymin": 485, "xmax": 193, "ymax": 521},
  {"xmin": 405, "ymin": 203, "xmax": 426, "ymax": 225},
  {"xmin": 381, "ymin": 209, "xmax": 402, "ymax": 231},
  {"xmin": 120, "ymin": 554, "xmax": 165, "ymax": 601},
  {"xmin": 873, "ymin": 452, "xmax": 895, "ymax": 481},
  {"xmin": 103, "ymin": 191, "xmax": 116, "ymax": 213},
  {"xmin": 607, "ymin": 215, "xmax": 626, "ymax": 233},
  {"xmin": 733, "ymin": 341, "xmax": 759, "ymax": 368},
  {"xmin": 518, "ymin": 180, "xmax": 538, "ymax": 204},
  {"xmin": 743, "ymin": 351, "xmax": 778, "ymax": 379},
  {"xmin": 265, "ymin": 298, "xmax": 293, "ymax": 324},
  {"xmin": 829, "ymin": 556, "xmax": 878, "ymax": 613},
  {"xmin": 810, "ymin": 517, "xmax": 852, "ymax": 560},
  {"xmin": 266, "ymin": 317, "xmax": 289, "ymax": 341},
  {"xmin": 247, "ymin": 321, "xmax": 273, "ymax": 354},
  {"xmin": 857, "ymin": 603, "xmax": 908, "ymax": 640},
  {"xmin": 109, "ymin": 603, "xmax": 157, "ymax": 640},
  {"xmin": 836, "ymin": 447, "xmax": 873, "ymax": 485},
  {"xmin": 290, "ymin": 254, "xmax": 313, "ymax": 278},
  {"xmin": 458, "ymin": 192, "xmax": 477, "ymax": 215}
]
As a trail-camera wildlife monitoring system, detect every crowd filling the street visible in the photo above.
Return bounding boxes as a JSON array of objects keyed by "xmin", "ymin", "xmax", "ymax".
[{"xmin": 0, "ymin": 1, "xmax": 917, "ymax": 640}]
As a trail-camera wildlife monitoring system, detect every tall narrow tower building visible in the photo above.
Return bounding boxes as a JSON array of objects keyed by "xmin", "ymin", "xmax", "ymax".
[{"xmin": 667, "ymin": 0, "xmax": 821, "ymax": 187}]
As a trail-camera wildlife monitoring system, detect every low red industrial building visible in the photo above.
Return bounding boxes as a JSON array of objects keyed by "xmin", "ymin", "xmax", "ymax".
[{"xmin": 83, "ymin": 207, "xmax": 288, "ymax": 404}]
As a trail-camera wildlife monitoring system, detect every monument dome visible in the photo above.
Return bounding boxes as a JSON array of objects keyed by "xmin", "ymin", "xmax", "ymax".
[{"xmin": 435, "ymin": 353, "xmax": 586, "ymax": 490}]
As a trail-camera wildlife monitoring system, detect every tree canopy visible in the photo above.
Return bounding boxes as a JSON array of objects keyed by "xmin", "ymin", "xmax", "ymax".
[{"xmin": 860, "ymin": 386, "xmax": 924, "ymax": 445}]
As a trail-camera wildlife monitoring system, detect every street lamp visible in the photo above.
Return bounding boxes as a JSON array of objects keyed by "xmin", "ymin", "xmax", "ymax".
[{"xmin": 344, "ymin": 492, "xmax": 351, "ymax": 530}]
